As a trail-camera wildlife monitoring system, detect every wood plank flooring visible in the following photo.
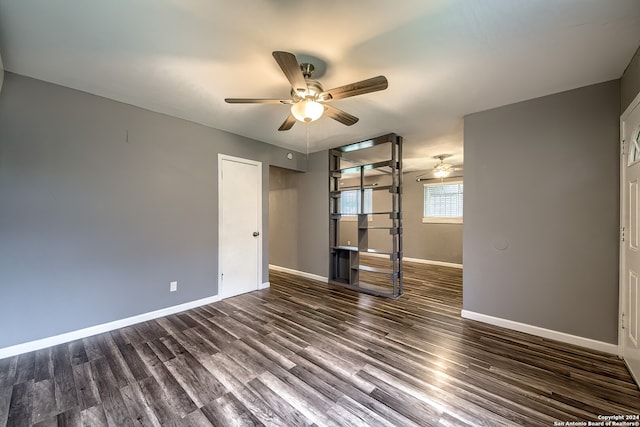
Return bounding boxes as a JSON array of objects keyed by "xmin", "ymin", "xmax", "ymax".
[{"xmin": 1, "ymin": 260, "xmax": 639, "ymax": 426}]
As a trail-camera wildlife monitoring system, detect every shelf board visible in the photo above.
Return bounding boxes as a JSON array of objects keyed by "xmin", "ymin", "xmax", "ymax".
[
  {"xmin": 332, "ymin": 160, "xmax": 398, "ymax": 175},
  {"xmin": 362, "ymin": 249, "xmax": 401, "ymax": 258},
  {"xmin": 358, "ymin": 265, "xmax": 393, "ymax": 275},
  {"xmin": 370, "ymin": 184, "xmax": 398, "ymax": 193},
  {"xmin": 336, "ymin": 184, "xmax": 397, "ymax": 192},
  {"xmin": 362, "ymin": 248, "xmax": 393, "ymax": 254},
  {"xmin": 359, "ymin": 227, "xmax": 402, "ymax": 235},
  {"xmin": 364, "ymin": 211, "xmax": 402, "ymax": 219},
  {"xmin": 332, "ymin": 246, "xmax": 400, "ymax": 259},
  {"xmin": 332, "ymin": 245, "xmax": 358, "ymax": 251},
  {"xmin": 336, "ymin": 133, "xmax": 397, "ymax": 153},
  {"xmin": 331, "ymin": 185, "xmax": 397, "ymax": 195},
  {"xmin": 333, "ymin": 212, "xmax": 396, "ymax": 217}
]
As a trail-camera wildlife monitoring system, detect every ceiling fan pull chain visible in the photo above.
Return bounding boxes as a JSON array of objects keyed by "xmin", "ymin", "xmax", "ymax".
[{"xmin": 306, "ymin": 122, "xmax": 310, "ymax": 157}]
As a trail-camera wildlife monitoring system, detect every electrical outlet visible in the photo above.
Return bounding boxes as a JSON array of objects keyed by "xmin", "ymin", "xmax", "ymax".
[
  {"xmin": 347, "ymin": 240, "xmax": 351, "ymax": 245},
  {"xmin": 170, "ymin": 281, "xmax": 178, "ymax": 292}
]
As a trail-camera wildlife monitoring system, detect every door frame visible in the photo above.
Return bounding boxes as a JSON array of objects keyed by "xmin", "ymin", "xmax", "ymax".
[
  {"xmin": 619, "ymin": 90, "xmax": 640, "ymax": 359},
  {"xmin": 217, "ymin": 153, "xmax": 263, "ymax": 298}
]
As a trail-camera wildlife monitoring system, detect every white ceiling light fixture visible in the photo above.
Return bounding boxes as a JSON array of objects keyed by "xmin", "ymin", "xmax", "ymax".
[
  {"xmin": 433, "ymin": 168, "xmax": 450, "ymax": 178},
  {"xmin": 290, "ymin": 97, "xmax": 324, "ymax": 122},
  {"xmin": 290, "ymin": 64, "xmax": 325, "ymax": 123}
]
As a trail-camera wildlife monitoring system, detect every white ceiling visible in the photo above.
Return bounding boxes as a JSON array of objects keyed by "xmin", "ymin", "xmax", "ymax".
[{"xmin": 0, "ymin": 0, "xmax": 639, "ymax": 172}]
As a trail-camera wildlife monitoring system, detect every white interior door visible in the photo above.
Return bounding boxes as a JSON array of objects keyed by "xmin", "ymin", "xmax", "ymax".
[
  {"xmin": 621, "ymin": 93, "xmax": 640, "ymax": 385},
  {"xmin": 218, "ymin": 154, "xmax": 262, "ymax": 299}
]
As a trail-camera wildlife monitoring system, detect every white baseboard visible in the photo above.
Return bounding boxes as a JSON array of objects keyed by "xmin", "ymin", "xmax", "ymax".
[
  {"xmin": 269, "ymin": 264, "xmax": 328, "ymax": 283},
  {"xmin": 402, "ymin": 256, "xmax": 462, "ymax": 269},
  {"xmin": 0, "ymin": 294, "xmax": 220, "ymax": 360},
  {"xmin": 365, "ymin": 253, "xmax": 463, "ymax": 269},
  {"xmin": 461, "ymin": 310, "xmax": 618, "ymax": 355},
  {"xmin": 259, "ymin": 281, "xmax": 270, "ymax": 290}
]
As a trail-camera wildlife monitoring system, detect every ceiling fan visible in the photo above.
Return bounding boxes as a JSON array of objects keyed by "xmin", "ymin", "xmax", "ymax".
[
  {"xmin": 225, "ymin": 51, "xmax": 388, "ymax": 131},
  {"xmin": 416, "ymin": 155, "xmax": 464, "ymax": 182}
]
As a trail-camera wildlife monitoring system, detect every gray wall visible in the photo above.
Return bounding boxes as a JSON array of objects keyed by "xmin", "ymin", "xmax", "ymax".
[
  {"xmin": 0, "ymin": 72, "xmax": 306, "ymax": 348},
  {"xmin": 403, "ymin": 171, "xmax": 463, "ymax": 264},
  {"xmin": 268, "ymin": 166, "xmax": 300, "ymax": 268},
  {"xmin": 622, "ymin": 45, "xmax": 640, "ymax": 113},
  {"xmin": 295, "ymin": 152, "xmax": 329, "ymax": 277},
  {"xmin": 463, "ymin": 80, "xmax": 620, "ymax": 344},
  {"xmin": 267, "ymin": 153, "xmax": 329, "ymax": 277},
  {"xmin": 338, "ymin": 173, "xmax": 463, "ymax": 264}
]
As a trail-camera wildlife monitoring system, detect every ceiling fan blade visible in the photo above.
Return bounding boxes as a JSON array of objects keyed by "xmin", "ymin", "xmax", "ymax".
[
  {"xmin": 272, "ymin": 51, "xmax": 307, "ymax": 95},
  {"xmin": 320, "ymin": 75, "xmax": 388, "ymax": 101},
  {"xmin": 324, "ymin": 104, "xmax": 359, "ymax": 126},
  {"xmin": 225, "ymin": 98, "xmax": 291, "ymax": 104},
  {"xmin": 278, "ymin": 114, "xmax": 297, "ymax": 131}
]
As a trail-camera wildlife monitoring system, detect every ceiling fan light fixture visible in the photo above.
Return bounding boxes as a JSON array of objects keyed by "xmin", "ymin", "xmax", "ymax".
[
  {"xmin": 291, "ymin": 98, "xmax": 324, "ymax": 123},
  {"xmin": 434, "ymin": 169, "xmax": 450, "ymax": 178}
]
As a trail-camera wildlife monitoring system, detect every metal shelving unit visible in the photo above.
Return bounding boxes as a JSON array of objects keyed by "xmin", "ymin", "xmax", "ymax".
[{"xmin": 328, "ymin": 133, "xmax": 403, "ymax": 298}]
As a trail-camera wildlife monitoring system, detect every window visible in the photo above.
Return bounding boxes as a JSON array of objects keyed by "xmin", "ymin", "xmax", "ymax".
[
  {"xmin": 341, "ymin": 189, "xmax": 373, "ymax": 217},
  {"xmin": 423, "ymin": 182, "xmax": 463, "ymax": 223}
]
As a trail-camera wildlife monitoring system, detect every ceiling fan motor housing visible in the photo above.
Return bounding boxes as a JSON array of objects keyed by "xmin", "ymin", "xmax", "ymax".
[{"xmin": 291, "ymin": 79, "xmax": 323, "ymax": 102}]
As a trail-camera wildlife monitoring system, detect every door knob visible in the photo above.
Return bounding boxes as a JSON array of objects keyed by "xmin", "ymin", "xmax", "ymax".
[{"xmin": 252, "ymin": 231, "xmax": 260, "ymax": 237}]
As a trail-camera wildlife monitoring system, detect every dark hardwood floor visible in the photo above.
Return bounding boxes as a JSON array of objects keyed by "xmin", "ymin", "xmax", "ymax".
[{"xmin": 1, "ymin": 260, "xmax": 639, "ymax": 426}]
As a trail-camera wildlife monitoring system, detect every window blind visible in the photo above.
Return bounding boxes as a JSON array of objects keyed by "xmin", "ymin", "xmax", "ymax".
[
  {"xmin": 424, "ymin": 182, "xmax": 463, "ymax": 218},
  {"xmin": 341, "ymin": 189, "xmax": 373, "ymax": 215}
]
